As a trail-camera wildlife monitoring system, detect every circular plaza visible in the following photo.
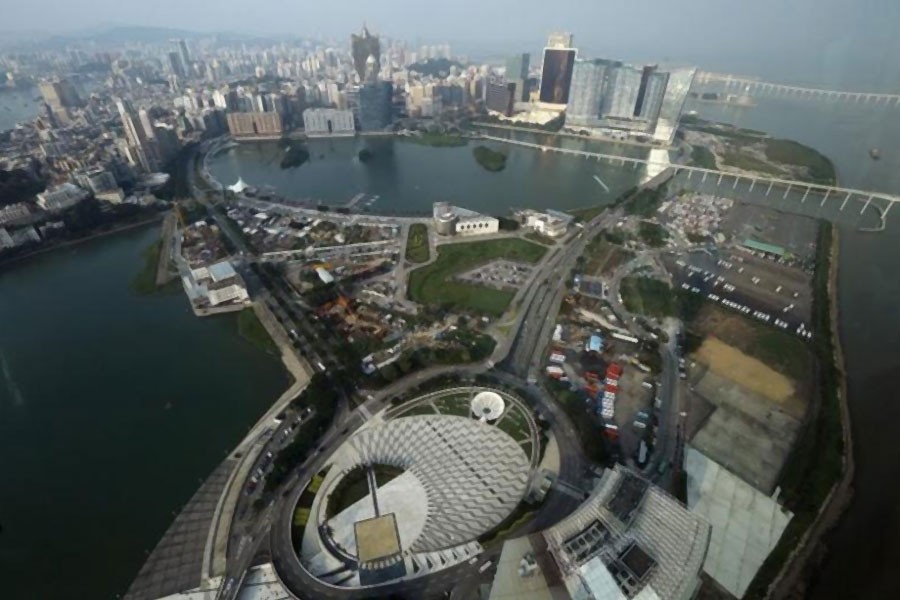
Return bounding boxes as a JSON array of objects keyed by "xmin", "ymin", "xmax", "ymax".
[{"xmin": 278, "ymin": 386, "xmax": 542, "ymax": 593}]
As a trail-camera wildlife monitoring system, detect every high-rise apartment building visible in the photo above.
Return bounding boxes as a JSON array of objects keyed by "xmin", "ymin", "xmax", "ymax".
[
  {"xmin": 117, "ymin": 99, "xmax": 159, "ymax": 172},
  {"xmin": 634, "ymin": 66, "xmax": 669, "ymax": 124},
  {"xmin": 505, "ymin": 53, "xmax": 530, "ymax": 101},
  {"xmin": 566, "ymin": 60, "xmax": 612, "ymax": 127},
  {"xmin": 226, "ymin": 112, "xmax": 284, "ymax": 138},
  {"xmin": 351, "ymin": 26, "xmax": 380, "ymax": 81},
  {"xmin": 602, "ymin": 64, "xmax": 643, "ymax": 120},
  {"xmin": 38, "ymin": 79, "xmax": 81, "ymax": 124}
]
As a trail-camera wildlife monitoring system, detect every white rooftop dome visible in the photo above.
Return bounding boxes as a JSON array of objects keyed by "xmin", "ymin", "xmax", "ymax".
[{"xmin": 471, "ymin": 391, "xmax": 505, "ymax": 421}]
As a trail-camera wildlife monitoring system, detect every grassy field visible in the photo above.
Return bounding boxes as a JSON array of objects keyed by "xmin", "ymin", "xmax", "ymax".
[
  {"xmin": 408, "ymin": 238, "xmax": 546, "ymax": 315},
  {"xmin": 620, "ymin": 276, "xmax": 676, "ymax": 318},
  {"xmin": 524, "ymin": 231, "xmax": 556, "ymax": 246},
  {"xmin": 720, "ymin": 149, "xmax": 784, "ymax": 177},
  {"xmin": 238, "ymin": 308, "xmax": 278, "ymax": 356},
  {"xmin": 691, "ymin": 304, "xmax": 811, "ymax": 383},
  {"xmin": 495, "ymin": 405, "xmax": 532, "ymax": 442},
  {"xmin": 690, "ymin": 145, "xmax": 718, "ymax": 169},
  {"xmin": 638, "ymin": 220, "xmax": 669, "ymax": 247},
  {"xmin": 764, "ymin": 138, "xmax": 836, "ymax": 185},
  {"xmin": 405, "ymin": 223, "xmax": 430, "ymax": 263},
  {"xmin": 131, "ymin": 241, "xmax": 162, "ymax": 295}
]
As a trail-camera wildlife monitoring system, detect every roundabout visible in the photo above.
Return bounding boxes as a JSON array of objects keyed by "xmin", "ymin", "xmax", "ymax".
[{"xmin": 271, "ymin": 385, "xmax": 545, "ymax": 597}]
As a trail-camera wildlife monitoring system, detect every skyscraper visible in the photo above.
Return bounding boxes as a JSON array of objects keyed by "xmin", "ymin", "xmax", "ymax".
[
  {"xmin": 602, "ymin": 64, "xmax": 643, "ymax": 120},
  {"xmin": 634, "ymin": 67, "xmax": 669, "ymax": 125},
  {"xmin": 358, "ymin": 81, "xmax": 393, "ymax": 131},
  {"xmin": 172, "ymin": 39, "xmax": 192, "ymax": 77},
  {"xmin": 351, "ymin": 26, "xmax": 380, "ymax": 81},
  {"xmin": 539, "ymin": 33, "xmax": 576, "ymax": 106},
  {"xmin": 505, "ymin": 53, "xmax": 530, "ymax": 101},
  {"xmin": 566, "ymin": 59, "xmax": 612, "ymax": 127},
  {"xmin": 38, "ymin": 79, "xmax": 81, "ymax": 124},
  {"xmin": 485, "ymin": 82, "xmax": 516, "ymax": 117},
  {"xmin": 117, "ymin": 99, "xmax": 158, "ymax": 172},
  {"xmin": 654, "ymin": 67, "xmax": 696, "ymax": 142}
]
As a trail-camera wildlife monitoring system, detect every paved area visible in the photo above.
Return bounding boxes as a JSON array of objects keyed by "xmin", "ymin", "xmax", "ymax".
[
  {"xmin": 689, "ymin": 368, "xmax": 801, "ymax": 494},
  {"xmin": 124, "ymin": 458, "xmax": 235, "ymax": 600},
  {"xmin": 685, "ymin": 447, "xmax": 792, "ymax": 599}
]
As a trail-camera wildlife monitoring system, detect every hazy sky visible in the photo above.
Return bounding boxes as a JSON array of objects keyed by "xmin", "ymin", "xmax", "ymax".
[{"xmin": 4, "ymin": 0, "xmax": 900, "ymax": 86}]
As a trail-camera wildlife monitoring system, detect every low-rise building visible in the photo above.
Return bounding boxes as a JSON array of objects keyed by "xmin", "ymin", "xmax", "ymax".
[
  {"xmin": 519, "ymin": 209, "xmax": 573, "ymax": 238},
  {"xmin": 433, "ymin": 202, "xmax": 499, "ymax": 237},
  {"xmin": 36, "ymin": 183, "xmax": 89, "ymax": 212},
  {"xmin": 0, "ymin": 202, "xmax": 32, "ymax": 226}
]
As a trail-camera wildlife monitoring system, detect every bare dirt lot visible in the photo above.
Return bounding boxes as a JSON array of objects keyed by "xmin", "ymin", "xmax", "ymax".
[{"xmin": 694, "ymin": 337, "xmax": 796, "ymax": 409}]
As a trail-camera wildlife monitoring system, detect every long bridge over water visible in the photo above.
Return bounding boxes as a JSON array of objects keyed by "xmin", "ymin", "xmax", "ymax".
[
  {"xmin": 694, "ymin": 71, "xmax": 900, "ymax": 105},
  {"xmin": 481, "ymin": 135, "xmax": 897, "ymax": 231}
]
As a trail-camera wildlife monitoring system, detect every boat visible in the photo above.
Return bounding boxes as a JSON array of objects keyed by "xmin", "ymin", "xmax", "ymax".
[{"xmin": 870, "ymin": 148, "xmax": 881, "ymax": 160}]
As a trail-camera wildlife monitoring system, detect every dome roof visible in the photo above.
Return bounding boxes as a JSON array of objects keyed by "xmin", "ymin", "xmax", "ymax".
[{"xmin": 471, "ymin": 391, "xmax": 505, "ymax": 421}]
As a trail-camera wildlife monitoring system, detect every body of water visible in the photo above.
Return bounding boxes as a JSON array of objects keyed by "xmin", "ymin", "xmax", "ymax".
[
  {"xmin": 0, "ymin": 225, "xmax": 288, "ymax": 599},
  {"xmin": 1, "ymin": 62, "xmax": 898, "ymax": 599},
  {"xmin": 206, "ymin": 135, "xmax": 649, "ymax": 215}
]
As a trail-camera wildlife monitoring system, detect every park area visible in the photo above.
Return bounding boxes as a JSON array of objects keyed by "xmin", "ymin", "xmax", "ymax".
[
  {"xmin": 620, "ymin": 276, "xmax": 676, "ymax": 318},
  {"xmin": 408, "ymin": 238, "xmax": 546, "ymax": 315},
  {"xmin": 405, "ymin": 223, "xmax": 430, "ymax": 263}
]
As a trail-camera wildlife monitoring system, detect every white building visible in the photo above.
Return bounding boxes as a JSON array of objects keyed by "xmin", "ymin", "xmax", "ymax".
[
  {"xmin": 520, "ymin": 209, "xmax": 572, "ymax": 238},
  {"xmin": 433, "ymin": 202, "xmax": 499, "ymax": 237},
  {"xmin": 455, "ymin": 215, "xmax": 499, "ymax": 236},
  {"xmin": 303, "ymin": 108, "xmax": 355, "ymax": 136},
  {"xmin": 36, "ymin": 183, "xmax": 89, "ymax": 212}
]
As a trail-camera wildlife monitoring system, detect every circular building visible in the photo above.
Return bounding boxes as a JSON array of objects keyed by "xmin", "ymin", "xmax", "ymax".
[{"xmin": 471, "ymin": 391, "xmax": 505, "ymax": 421}]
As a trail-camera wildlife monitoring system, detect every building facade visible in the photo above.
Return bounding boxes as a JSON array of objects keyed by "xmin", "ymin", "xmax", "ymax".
[
  {"xmin": 226, "ymin": 112, "xmax": 284, "ymax": 138},
  {"xmin": 358, "ymin": 81, "xmax": 393, "ymax": 131},
  {"xmin": 351, "ymin": 26, "xmax": 381, "ymax": 81},
  {"xmin": 506, "ymin": 53, "xmax": 530, "ymax": 101},
  {"xmin": 302, "ymin": 108, "xmax": 355, "ymax": 136},
  {"xmin": 485, "ymin": 82, "xmax": 516, "ymax": 117}
]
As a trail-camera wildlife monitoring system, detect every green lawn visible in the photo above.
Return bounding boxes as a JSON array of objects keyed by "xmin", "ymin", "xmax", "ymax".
[
  {"xmin": 406, "ymin": 223, "xmax": 430, "ymax": 263},
  {"xmin": 567, "ymin": 204, "xmax": 607, "ymax": 221},
  {"xmin": 764, "ymin": 138, "xmax": 836, "ymax": 185},
  {"xmin": 496, "ymin": 405, "xmax": 531, "ymax": 441},
  {"xmin": 620, "ymin": 277, "xmax": 676, "ymax": 318},
  {"xmin": 238, "ymin": 308, "xmax": 278, "ymax": 356},
  {"xmin": 408, "ymin": 238, "xmax": 546, "ymax": 315},
  {"xmin": 432, "ymin": 393, "xmax": 473, "ymax": 416},
  {"xmin": 624, "ymin": 187, "xmax": 665, "ymax": 218},
  {"xmin": 720, "ymin": 149, "xmax": 784, "ymax": 177}
]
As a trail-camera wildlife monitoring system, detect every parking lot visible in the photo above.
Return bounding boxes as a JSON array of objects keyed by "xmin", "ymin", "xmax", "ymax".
[{"xmin": 455, "ymin": 259, "xmax": 534, "ymax": 291}]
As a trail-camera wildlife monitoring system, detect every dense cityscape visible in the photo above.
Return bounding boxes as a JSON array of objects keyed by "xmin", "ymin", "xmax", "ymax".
[{"xmin": 1, "ymin": 5, "xmax": 899, "ymax": 600}]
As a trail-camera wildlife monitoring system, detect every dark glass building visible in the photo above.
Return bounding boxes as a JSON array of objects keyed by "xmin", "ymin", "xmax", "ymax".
[
  {"xmin": 485, "ymin": 82, "xmax": 516, "ymax": 116},
  {"xmin": 358, "ymin": 81, "xmax": 393, "ymax": 131},
  {"xmin": 539, "ymin": 48, "xmax": 577, "ymax": 105}
]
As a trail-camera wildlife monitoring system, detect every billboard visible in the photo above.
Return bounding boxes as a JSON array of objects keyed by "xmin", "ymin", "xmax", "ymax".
[{"xmin": 539, "ymin": 48, "xmax": 576, "ymax": 105}]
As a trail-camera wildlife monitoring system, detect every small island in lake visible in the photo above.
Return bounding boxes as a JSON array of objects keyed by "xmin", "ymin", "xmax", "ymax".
[
  {"xmin": 358, "ymin": 148, "xmax": 374, "ymax": 162},
  {"xmin": 280, "ymin": 143, "xmax": 310, "ymax": 169},
  {"xmin": 473, "ymin": 145, "xmax": 507, "ymax": 172}
]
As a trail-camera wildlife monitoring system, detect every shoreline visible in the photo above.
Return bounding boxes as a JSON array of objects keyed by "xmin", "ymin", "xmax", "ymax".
[
  {"xmin": 768, "ymin": 225, "xmax": 855, "ymax": 599},
  {"xmin": 0, "ymin": 213, "xmax": 164, "ymax": 271}
]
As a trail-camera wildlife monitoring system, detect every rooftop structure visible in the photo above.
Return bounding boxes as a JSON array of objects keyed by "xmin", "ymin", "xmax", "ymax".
[
  {"xmin": 471, "ymin": 391, "xmax": 506, "ymax": 421},
  {"xmin": 432, "ymin": 202, "xmax": 499, "ymax": 237},
  {"xmin": 543, "ymin": 464, "xmax": 710, "ymax": 600},
  {"xmin": 36, "ymin": 183, "xmax": 89, "ymax": 212}
]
